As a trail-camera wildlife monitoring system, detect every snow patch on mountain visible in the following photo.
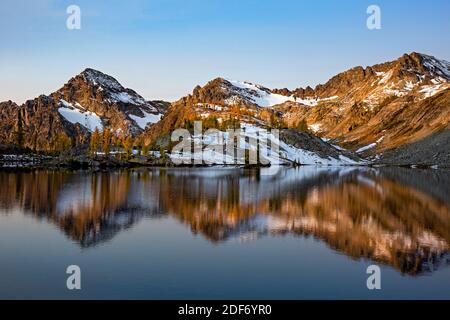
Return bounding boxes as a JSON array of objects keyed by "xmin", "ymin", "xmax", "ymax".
[
  {"xmin": 129, "ymin": 110, "xmax": 162, "ymax": 130},
  {"xmin": 296, "ymin": 96, "xmax": 339, "ymax": 107},
  {"xmin": 420, "ymin": 83, "xmax": 450, "ymax": 98},
  {"xmin": 356, "ymin": 137, "xmax": 384, "ymax": 154},
  {"xmin": 224, "ymin": 79, "xmax": 297, "ymax": 107},
  {"xmin": 363, "ymin": 55, "xmax": 450, "ymax": 104},
  {"xmin": 377, "ymin": 70, "xmax": 393, "ymax": 85},
  {"xmin": 309, "ymin": 123, "xmax": 322, "ymax": 133},
  {"xmin": 356, "ymin": 143, "xmax": 377, "ymax": 154},
  {"xmin": 420, "ymin": 54, "xmax": 450, "ymax": 80},
  {"xmin": 109, "ymin": 92, "xmax": 147, "ymax": 105},
  {"xmin": 224, "ymin": 79, "xmax": 338, "ymax": 108},
  {"xmin": 58, "ymin": 100, "xmax": 103, "ymax": 131},
  {"xmin": 82, "ymin": 68, "xmax": 149, "ymax": 106}
]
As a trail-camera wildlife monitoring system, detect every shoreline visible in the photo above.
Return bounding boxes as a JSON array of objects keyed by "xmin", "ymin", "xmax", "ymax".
[
  {"xmin": 1, "ymin": 159, "xmax": 449, "ymax": 172},
  {"xmin": 2, "ymin": 152, "xmax": 449, "ymax": 171}
]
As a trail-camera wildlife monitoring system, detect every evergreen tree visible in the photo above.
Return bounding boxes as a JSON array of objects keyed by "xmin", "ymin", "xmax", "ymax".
[
  {"xmin": 102, "ymin": 129, "xmax": 112, "ymax": 156},
  {"xmin": 90, "ymin": 128, "xmax": 101, "ymax": 156},
  {"xmin": 142, "ymin": 144, "xmax": 150, "ymax": 157},
  {"xmin": 123, "ymin": 135, "xmax": 134, "ymax": 160},
  {"xmin": 296, "ymin": 119, "xmax": 309, "ymax": 132}
]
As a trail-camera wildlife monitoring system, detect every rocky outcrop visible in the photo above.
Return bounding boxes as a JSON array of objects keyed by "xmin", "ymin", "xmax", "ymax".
[
  {"xmin": 279, "ymin": 129, "xmax": 361, "ymax": 162},
  {"xmin": 0, "ymin": 101, "xmax": 20, "ymax": 146},
  {"xmin": 376, "ymin": 127, "xmax": 450, "ymax": 167},
  {"xmin": 0, "ymin": 96, "xmax": 88, "ymax": 152}
]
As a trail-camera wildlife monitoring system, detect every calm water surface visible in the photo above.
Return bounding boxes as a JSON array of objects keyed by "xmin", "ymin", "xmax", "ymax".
[{"xmin": 1, "ymin": 167, "xmax": 450, "ymax": 299}]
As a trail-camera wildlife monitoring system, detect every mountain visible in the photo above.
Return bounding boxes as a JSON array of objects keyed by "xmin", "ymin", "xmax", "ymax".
[
  {"xmin": 139, "ymin": 52, "xmax": 450, "ymax": 167},
  {"xmin": 0, "ymin": 69, "xmax": 168, "ymax": 152},
  {"xmin": 272, "ymin": 52, "xmax": 450, "ymax": 160},
  {"xmin": 52, "ymin": 68, "xmax": 167, "ymax": 134},
  {"xmin": 140, "ymin": 77, "xmax": 293, "ymax": 143},
  {"xmin": 2, "ymin": 52, "xmax": 449, "ymax": 165},
  {"xmin": 141, "ymin": 77, "xmax": 362, "ymax": 165}
]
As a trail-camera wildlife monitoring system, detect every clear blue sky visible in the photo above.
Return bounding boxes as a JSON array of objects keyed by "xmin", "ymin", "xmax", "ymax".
[{"xmin": 1, "ymin": 0, "xmax": 449, "ymax": 103}]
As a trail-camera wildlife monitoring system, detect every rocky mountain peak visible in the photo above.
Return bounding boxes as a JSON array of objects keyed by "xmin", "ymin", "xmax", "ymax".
[
  {"xmin": 64, "ymin": 68, "xmax": 148, "ymax": 107},
  {"xmin": 275, "ymin": 52, "xmax": 450, "ymax": 159},
  {"xmin": 80, "ymin": 68, "xmax": 125, "ymax": 92},
  {"xmin": 281, "ymin": 52, "xmax": 450, "ymax": 102},
  {"xmin": 372, "ymin": 52, "xmax": 450, "ymax": 84},
  {"xmin": 0, "ymin": 68, "xmax": 169, "ymax": 152},
  {"xmin": 50, "ymin": 68, "xmax": 167, "ymax": 135},
  {"xmin": 190, "ymin": 77, "xmax": 297, "ymax": 109},
  {"xmin": 412, "ymin": 53, "xmax": 450, "ymax": 80}
]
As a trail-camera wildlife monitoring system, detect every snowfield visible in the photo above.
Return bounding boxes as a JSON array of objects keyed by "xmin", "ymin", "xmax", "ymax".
[
  {"xmin": 110, "ymin": 92, "xmax": 147, "ymax": 105},
  {"xmin": 129, "ymin": 110, "xmax": 162, "ymax": 129},
  {"xmin": 224, "ymin": 79, "xmax": 338, "ymax": 108},
  {"xmin": 224, "ymin": 79, "xmax": 298, "ymax": 107},
  {"xmin": 58, "ymin": 100, "xmax": 103, "ymax": 131},
  {"xmin": 170, "ymin": 123, "xmax": 362, "ymax": 166}
]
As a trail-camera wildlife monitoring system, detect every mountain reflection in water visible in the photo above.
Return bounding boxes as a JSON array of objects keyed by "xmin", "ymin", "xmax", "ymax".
[{"xmin": 1, "ymin": 167, "xmax": 450, "ymax": 276}]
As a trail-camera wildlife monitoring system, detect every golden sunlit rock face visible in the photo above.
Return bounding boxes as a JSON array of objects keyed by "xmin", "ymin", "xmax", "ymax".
[{"xmin": 1, "ymin": 168, "xmax": 449, "ymax": 275}]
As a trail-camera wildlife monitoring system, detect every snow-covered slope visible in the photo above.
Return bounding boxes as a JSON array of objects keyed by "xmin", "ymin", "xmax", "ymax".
[
  {"xmin": 82, "ymin": 68, "xmax": 148, "ymax": 106},
  {"xmin": 420, "ymin": 54, "xmax": 450, "ymax": 80},
  {"xmin": 362, "ymin": 54, "xmax": 450, "ymax": 106},
  {"xmin": 58, "ymin": 100, "xmax": 103, "ymax": 132},
  {"xmin": 223, "ymin": 79, "xmax": 338, "ymax": 108},
  {"xmin": 170, "ymin": 122, "xmax": 363, "ymax": 166},
  {"xmin": 129, "ymin": 110, "xmax": 162, "ymax": 130},
  {"xmin": 224, "ymin": 79, "xmax": 297, "ymax": 107}
]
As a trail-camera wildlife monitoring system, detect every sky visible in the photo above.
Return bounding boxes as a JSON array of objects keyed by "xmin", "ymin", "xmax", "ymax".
[{"xmin": 1, "ymin": 0, "xmax": 450, "ymax": 104}]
